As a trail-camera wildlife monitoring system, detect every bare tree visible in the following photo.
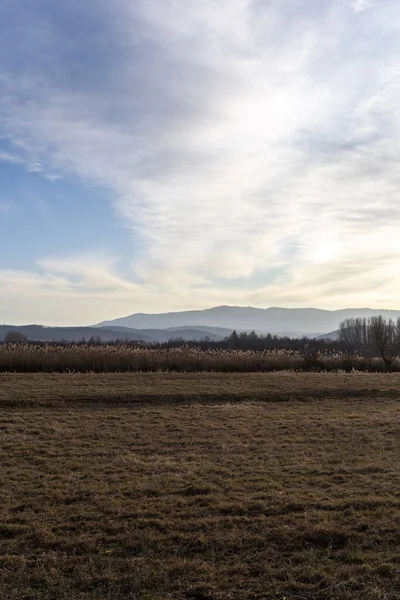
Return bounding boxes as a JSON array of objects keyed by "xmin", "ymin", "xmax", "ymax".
[
  {"xmin": 339, "ymin": 316, "xmax": 400, "ymax": 370},
  {"xmin": 369, "ymin": 316, "xmax": 395, "ymax": 369},
  {"xmin": 339, "ymin": 317, "xmax": 368, "ymax": 347}
]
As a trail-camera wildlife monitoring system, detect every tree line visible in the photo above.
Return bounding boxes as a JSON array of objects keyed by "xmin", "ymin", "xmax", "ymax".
[{"xmin": 338, "ymin": 316, "xmax": 400, "ymax": 369}]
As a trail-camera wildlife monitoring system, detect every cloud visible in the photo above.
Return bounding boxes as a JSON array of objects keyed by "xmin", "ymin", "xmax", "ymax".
[
  {"xmin": 0, "ymin": 151, "xmax": 25, "ymax": 165},
  {"xmin": 351, "ymin": 0, "xmax": 374, "ymax": 13},
  {"xmin": 0, "ymin": 256, "xmax": 254, "ymax": 325},
  {"xmin": 37, "ymin": 254, "xmax": 140, "ymax": 293},
  {"xmin": 0, "ymin": 149, "xmax": 42, "ymax": 172},
  {"xmin": 1, "ymin": 0, "xmax": 400, "ymax": 321}
]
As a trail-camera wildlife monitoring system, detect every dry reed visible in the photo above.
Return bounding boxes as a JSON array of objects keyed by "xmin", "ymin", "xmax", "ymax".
[{"xmin": 0, "ymin": 343, "xmax": 394, "ymax": 373}]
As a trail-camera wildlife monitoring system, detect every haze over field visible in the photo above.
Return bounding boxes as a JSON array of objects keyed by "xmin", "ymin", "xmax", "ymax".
[{"xmin": 1, "ymin": 1, "xmax": 400, "ymax": 324}]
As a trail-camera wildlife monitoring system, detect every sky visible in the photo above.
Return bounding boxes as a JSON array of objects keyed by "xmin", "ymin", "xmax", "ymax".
[{"xmin": 1, "ymin": 0, "xmax": 400, "ymax": 325}]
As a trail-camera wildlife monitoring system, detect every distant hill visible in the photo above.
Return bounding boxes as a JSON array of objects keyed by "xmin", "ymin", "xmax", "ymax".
[
  {"xmin": 0, "ymin": 324, "xmax": 228, "ymax": 343},
  {"xmin": 137, "ymin": 326, "xmax": 232, "ymax": 342},
  {"xmin": 165, "ymin": 325, "xmax": 233, "ymax": 337},
  {"xmin": 0, "ymin": 325, "xmax": 151, "ymax": 343},
  {"xmin": 96, "ymin": 305, "xmax": 400, "ymax": 338},
  {"xmin": 315, "ymin": 330, "xmax": 339, "ymax": 341},
  {"xmin": 4, "ymin": 306, "xmax": 399, "ymax": 343}
]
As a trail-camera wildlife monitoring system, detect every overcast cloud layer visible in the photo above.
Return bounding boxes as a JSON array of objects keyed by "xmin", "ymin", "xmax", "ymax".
[{"xmin": 1, "ymin": 0, "xmax": 400, "ymax": 324}]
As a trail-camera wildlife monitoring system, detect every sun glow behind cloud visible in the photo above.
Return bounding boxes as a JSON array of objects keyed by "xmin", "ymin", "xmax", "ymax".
[
  {"xmin": 1, "ymin": 0, "xmax": 400, "ymax": 324},
  {"xmin": 313, "ymin": 239, "xmax": 342, "ymax": 265}
]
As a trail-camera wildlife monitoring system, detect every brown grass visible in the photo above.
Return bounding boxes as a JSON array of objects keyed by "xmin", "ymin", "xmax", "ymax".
[
  {"xmin": 1, "ymin": 372, "xmax": 400, "ymax": 599},
  {"xmin": 0, "ymin": 343, "xmax": 395, "ymax": 373},
  {"xmin": 2, "ymin": 371, "xmax": 400, "ymax": 406}
]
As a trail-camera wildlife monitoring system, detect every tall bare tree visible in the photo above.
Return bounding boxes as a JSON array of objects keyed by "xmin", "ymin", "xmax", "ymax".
[{"xmin": 339, "ymin": 316, "xmax": 400, "ymax": 370}]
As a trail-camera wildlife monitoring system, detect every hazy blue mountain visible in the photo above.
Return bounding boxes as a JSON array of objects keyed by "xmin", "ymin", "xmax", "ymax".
[
  {"xmin": 0, "ymin": 325, "xmax": 152, "ymax": 343},
  {"xmin": 315, "ymin": 330, "xmax": 340, "ymax": 341},
  {"xmin": 4, "ymin": 307, "xmax": 399, "ymax": 343},
  {"xmin": 0, "ymin": 324, "xmax": 227, "ymax": 343},
  {"xmin": 139, "ymin": 327, "xmax": 228, "ymax": 342},
  {"xmin": 96, "ymin": 305, "xmax": 400, "ymax": 338},
  {"xmin": 164, "ymin": 325, "xmax": 233, "ymax": 337}
]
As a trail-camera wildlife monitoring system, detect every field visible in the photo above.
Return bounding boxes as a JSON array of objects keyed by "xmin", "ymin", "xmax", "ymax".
[{"xmin": 1, "ymin": 372, "xmax": 400, "ymax": 599}]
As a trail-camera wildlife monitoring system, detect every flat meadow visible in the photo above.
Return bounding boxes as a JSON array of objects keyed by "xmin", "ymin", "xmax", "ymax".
[{"xmin": 1, "ymin": 372, "xmax": 400, "ymax": 599}]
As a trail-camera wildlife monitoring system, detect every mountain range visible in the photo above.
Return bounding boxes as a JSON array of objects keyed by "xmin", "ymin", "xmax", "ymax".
[
  {"xmin": 0, "ymin": 324, "xmax": 231, "ymax": 343},
  {"xmin": 96, "ymin": 305, "xmax": 400, "ymax": 338},
  {"xmin": 2, "ymin": 306, "xmax": 400, "ymax": 343}
]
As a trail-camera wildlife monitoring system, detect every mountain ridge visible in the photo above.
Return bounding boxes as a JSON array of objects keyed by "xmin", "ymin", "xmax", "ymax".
[
  {"xmin": 3, "ymin": 306, "xmax": 399, "ymax": 343},
  {"xmin": 0, "ymin": 324, "xmax": 230, "ymax": 343},
  {"xmin": 96, "ymin": 305, "xmax": 400, "ymax": 338}
]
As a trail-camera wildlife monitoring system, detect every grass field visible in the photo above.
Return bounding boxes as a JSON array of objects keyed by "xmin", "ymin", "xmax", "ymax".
[{"xmin": 1, "ymin": 372, "xmax": 400, "ymax": 599}]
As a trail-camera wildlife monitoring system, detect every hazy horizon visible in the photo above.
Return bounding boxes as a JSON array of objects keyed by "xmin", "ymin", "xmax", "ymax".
[
  {"xmin": 5, "ymin": 304, "xmax": 400, "ymax": 329},
  {"xmin": 2, "ymin": 1, "xmax": 400, "ymax": 325}
]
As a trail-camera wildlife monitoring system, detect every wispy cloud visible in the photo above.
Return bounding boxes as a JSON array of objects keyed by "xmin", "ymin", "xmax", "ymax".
[
  {"xmin": 37, "ymin": 254, "xmax": 140, "ymax": 293},
  {"xmin": 0, "ymin": 151, "xmax": 25, "ymax": 165},
  {"xmin": 1, "ymin": 0, "xmax": 400, "ymax": 321},
  {"xmin": 0, "ymin": 149, "xmax": 42, "ymax": 173},
  {"xmin": 351, "ymin": 0, "xmax": 374, "ymax": 13}
]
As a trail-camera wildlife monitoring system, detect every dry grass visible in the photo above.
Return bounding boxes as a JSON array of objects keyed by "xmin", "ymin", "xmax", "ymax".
[
  {"xmin": 1, "ymin": 372, "xmax": 400, "ymax": 599},
  {"xmin": 0, "ymin": 343, "xmax": 395, "ymax": 373},
  {"xmin": 2, "ymin": 371, "xmax": 400, "ymax": 406}
]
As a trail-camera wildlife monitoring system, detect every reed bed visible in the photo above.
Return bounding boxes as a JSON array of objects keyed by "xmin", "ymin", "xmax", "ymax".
[{"xmin": 0, "ymin": 343, "xmax": 395, "ymax": 373}]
